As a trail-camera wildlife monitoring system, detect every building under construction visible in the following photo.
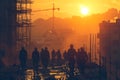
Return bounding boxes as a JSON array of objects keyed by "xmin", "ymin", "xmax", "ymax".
[
  {"xmin": 99, "ymin": 19, "xmax": 120, "ymax": 80},
  {"xmin": 0, "ymin": 0, "xmax": 32, "ymax": 65}
]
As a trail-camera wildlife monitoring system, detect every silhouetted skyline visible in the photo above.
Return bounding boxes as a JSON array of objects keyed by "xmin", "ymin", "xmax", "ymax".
[{"xmin": 31, "ymin": 8, "xmax": 119, "ymax": 51}]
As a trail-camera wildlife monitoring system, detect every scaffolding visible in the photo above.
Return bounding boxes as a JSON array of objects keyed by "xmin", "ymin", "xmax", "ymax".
[{"xmin": 16, "ymin": 0, "xmax": 32, "ymax": 51}]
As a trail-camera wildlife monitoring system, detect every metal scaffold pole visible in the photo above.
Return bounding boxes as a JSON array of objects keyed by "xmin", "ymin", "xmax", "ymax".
[{"xmin": 16, "ymin": 0, "xmax": 32, "ymax": 53}]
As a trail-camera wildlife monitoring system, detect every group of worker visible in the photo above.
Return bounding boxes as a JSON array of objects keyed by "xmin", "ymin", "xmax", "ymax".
[
  {"xmin": 66, "ymin": 44, "xmax": 88, "ymax": 76},
  {"xmin": 19, "ymin": 47, "xmax": 50, "ymax": 71},
  {"xmin": 19, "ymin": 44, "xmax": 88, "ymax": 76}
]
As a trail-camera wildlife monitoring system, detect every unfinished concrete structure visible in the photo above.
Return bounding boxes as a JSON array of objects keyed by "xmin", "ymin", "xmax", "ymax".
[{"xmin": 0, "ymin": 0, "xmax": 32, "ymax": 65}]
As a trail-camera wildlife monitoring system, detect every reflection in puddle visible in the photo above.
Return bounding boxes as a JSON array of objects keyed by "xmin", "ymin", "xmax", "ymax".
[{"xmin": 25, "ymin": 67, "xmax": 66, "ymax": 80}]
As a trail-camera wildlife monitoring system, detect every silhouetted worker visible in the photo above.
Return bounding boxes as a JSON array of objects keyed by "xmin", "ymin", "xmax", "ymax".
[
  {"xmin": 41, "ymin": 47, "xmax": 50, "ymax": 69},
  {"xmin": 56, "ymin": 49, "xmax": 62, "ymax": 65},
  {"xmin": 32, "ymin": 48, "xmax": 39, "ymax": 72},
  {"xmin": 19, "ymin": 47, "xmax": 27, "ymax": 71},
  {"xmin": 76, "ymin": 47, "xmax": 88, "ymax": 74},
  {"xmin": 51, "ymin": 49, "xmax": 56, "ymax": 66},
  {"xmin": 67, "ymin": 44, "xmax": 76, "ymax": 76},
  {"xmin": 63, "ymin": 50, "xmax": 68, "ymax": 62}
]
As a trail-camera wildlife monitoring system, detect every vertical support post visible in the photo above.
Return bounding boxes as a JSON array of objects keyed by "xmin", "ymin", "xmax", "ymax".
[
  {"xmin": 52, "ymin": 2, "xmax": 54, "ymax": 31},
  {"xmin": 90, "ymin": 34, "xmax": 92, "ymax": 62},
  {"xmin": 94, "ymin": 34, "xmax": 97, "ymax": 63}
]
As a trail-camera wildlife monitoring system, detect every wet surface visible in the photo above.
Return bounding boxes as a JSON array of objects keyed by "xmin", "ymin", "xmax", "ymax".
[
  {"xmin": 20, "ymin": 66, "xmax": 67, "ymax": 80},
  {"xmin": 0, "ymin": 63, "xmax": 107, "ymax": 80}
]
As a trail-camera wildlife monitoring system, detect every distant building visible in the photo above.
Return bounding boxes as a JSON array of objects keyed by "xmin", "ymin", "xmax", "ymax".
[{"xmin": 99, "ymin": 19, "xmax": 120, "ymax": 80}]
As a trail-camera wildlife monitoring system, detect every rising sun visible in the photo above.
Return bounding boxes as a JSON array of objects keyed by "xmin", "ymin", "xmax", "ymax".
[{"xmin": 80, "ymin": 6, "xmax": 89, "ymax": 16}]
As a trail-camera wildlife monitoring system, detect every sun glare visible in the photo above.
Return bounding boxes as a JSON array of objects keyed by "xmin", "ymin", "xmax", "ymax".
[{"xmin": 80, "ymin": 6, "xmax": 89, "ymax": 16}]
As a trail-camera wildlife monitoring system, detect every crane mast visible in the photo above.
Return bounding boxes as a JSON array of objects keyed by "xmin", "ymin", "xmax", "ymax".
[{"xmin": 33, "ymin": 2, "xmax": 60, "ymax": 32}]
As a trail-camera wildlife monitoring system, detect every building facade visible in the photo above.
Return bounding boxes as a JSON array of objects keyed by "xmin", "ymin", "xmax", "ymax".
[
  {"xmin": 0, "ymin": 0, "xmax": 32, "ymax": 65},
  {"xmin": 99, "ymin": 19, "xmax": 120, "ymax": 80},
  {"xmin": 0, "ymin": 0, "xmax": 17, "ymax": 65}
]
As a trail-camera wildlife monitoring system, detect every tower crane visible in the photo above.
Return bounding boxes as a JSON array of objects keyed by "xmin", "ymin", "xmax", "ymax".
[
  {"xmin": 32, "ymin": 2, "xmax": 60, "ymax": 48},
  {"xmin": 32, "ymin": 3, "xmax": 60, "ymax": 33}
]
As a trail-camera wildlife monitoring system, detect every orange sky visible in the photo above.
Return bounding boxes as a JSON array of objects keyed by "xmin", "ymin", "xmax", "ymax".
[
  {"xmin": 31, "ymin": 0, "xmax": 120, "ymax": 51},
  {"xmin": 32, "ymin": 0, "xmax": 120, "ymax": 20}
]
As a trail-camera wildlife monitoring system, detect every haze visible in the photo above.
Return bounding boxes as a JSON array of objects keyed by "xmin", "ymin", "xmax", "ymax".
[
  {"xmin": 32, "ymin": 0, "xmax": 120, "ymax": 20},
  {"xmin": 32, "ymin": 8, "xmax": 119, "ymax": 51}
]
